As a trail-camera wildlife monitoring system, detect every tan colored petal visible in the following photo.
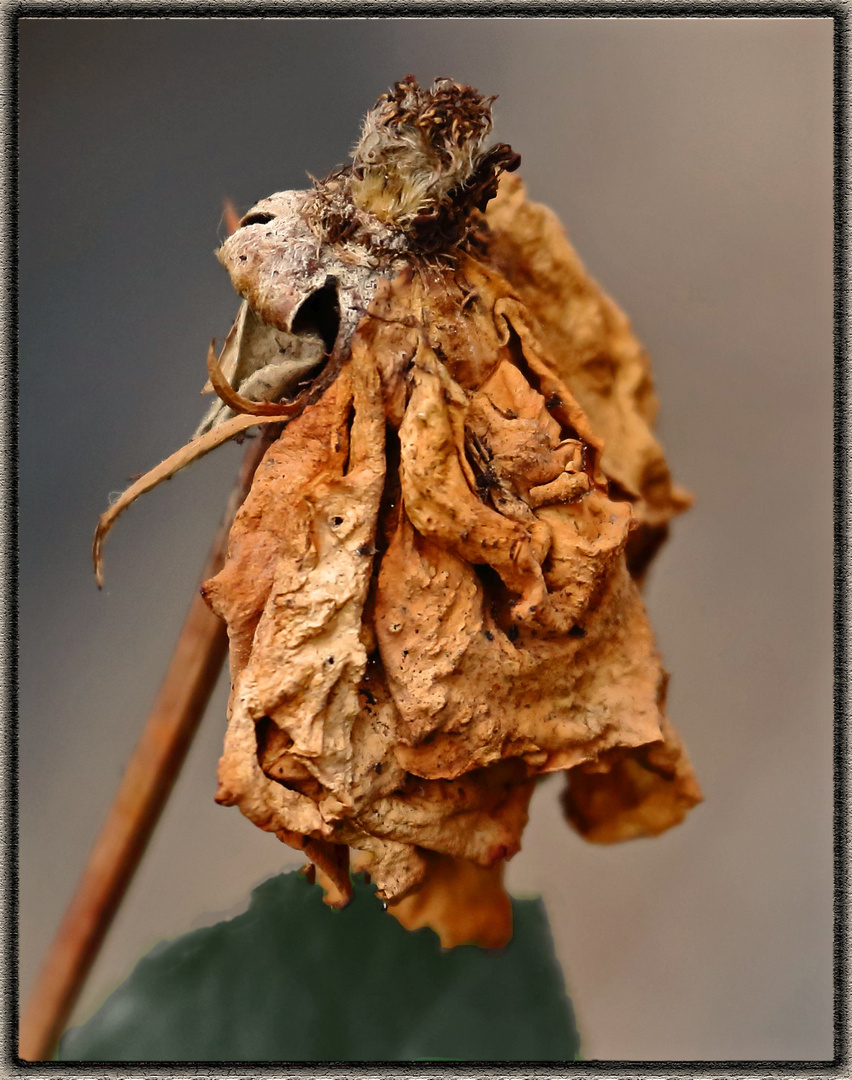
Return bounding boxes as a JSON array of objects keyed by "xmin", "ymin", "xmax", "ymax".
[
  {"xmin": 376, "ymin": 512, "xmax": 665, "ymax": 782},
  {"xmin": 356, "ymin": 760, "xmax": 535, "ymax": 867},
  {"xmin": 205, "ymin": 340, "xmax": 387, "ymax": 840},
  {"xmin": 397, "ymin": 338, "xmax": 549, "ymax": 625},
  {"xmin": 484, "ymin": 173, "xmax": 692, "ymax": 573},
  {"xmin": 562, "ymin": 713, "xmax": 703, "ymax": 843},
  {"xmin": 279, "ymin": 835, "xmax": 352, "ymax": 909},
  {"xmin": 387, "ymin": 852, "xmax": 513, "ymax": 950},
  {"xmin": 348, "ymin": 836, "xmax": 429, "ymax": 903},
  {"xmin": 202, "ymin": 372, "xmax": 355, "ymax": 679}
]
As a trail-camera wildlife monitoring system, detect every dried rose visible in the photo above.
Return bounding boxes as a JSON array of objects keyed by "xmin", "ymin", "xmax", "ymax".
[{"xmin": 95, "ymin": 77, "xmax": 701, "ymax": 949}]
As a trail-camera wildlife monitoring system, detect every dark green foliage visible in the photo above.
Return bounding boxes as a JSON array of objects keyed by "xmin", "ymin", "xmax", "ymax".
[{"xmin": 59, "ymin": 870, "xmax": 580, "ymax": 1063}]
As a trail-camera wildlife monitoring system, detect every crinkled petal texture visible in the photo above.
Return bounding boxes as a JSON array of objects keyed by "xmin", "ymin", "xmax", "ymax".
[
  {"xmin": 204, "ymin": 181, "xmax": 701, "ymax": 949},
  {"xmin": 484, "ymin": 174, "xmax": 693, "ymax": 579}
]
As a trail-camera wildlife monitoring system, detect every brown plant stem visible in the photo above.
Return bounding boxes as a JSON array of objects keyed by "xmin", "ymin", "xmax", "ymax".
[{"xmin": 18, "ymin": 429, "xmax": 277, "ymax": 1062}]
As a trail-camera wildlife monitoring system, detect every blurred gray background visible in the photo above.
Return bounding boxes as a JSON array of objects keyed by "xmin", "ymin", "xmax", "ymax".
[{"xmin": 18, "ymin": 17, "xmax": 834, "ymax": 1061}]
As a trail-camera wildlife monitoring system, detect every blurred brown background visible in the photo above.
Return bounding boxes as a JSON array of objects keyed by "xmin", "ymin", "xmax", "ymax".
[{"xmin": 18, "ymin": 17, "xmax": 834, "ymax": 1061}]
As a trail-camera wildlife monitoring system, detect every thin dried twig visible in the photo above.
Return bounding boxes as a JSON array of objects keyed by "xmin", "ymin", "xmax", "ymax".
[
  {"xmin": 19, "ymin": 430, "xmax": 276, "ymax": 1062},
  {"xmin": 205, "ymin": 339, "xmax": 313, "ymax": 417},
  {"xmin": 92, "ymin": 411, "xmax": 285, "ymax": 587}
]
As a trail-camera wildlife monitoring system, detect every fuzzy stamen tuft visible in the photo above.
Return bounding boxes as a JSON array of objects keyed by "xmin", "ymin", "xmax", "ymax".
[{"xmin": 310, "ymin": 76, "xmax": 520, "ymax": 253}]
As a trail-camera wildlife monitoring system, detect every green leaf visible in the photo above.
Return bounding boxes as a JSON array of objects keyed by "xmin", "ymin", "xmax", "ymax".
[{"xmin": 59, "ymin": 871, "xmax": 580, "ymax": 1062}]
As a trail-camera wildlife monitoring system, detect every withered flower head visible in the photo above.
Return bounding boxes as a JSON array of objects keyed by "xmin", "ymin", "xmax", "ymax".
[{"xmin": 95, "ymin": 77, "xmax": 701, "ymax": 950}]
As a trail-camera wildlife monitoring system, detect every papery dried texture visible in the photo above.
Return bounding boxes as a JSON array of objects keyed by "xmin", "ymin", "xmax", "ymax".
[
  {"xmin": 196, "ymin": 301, "xmax": 325, "ymax": 435},
  {"xmin": 358, "ymin": 257, "xmax": 700, "ymax": 831},
  {"xmin": 204, "ymin": 351, "xmax": 387, "ymax": 903},
  {"xmin": 387, "ymin": 853, "xmax": 514, "ymax": 950},
  {"xmin": 562, "ymin": 713, "xmax": 702, "ymax": 843},
  {"xmin": 96, "ymin": 78, "xmax": 700, "ymax": 949},
  {"xmin": 483, "ymin": 173, "xmax": 693, "ymax": 578},
  {"xmin": 204, "ymin": 232, "xmax": 700, "ymax": 939}
]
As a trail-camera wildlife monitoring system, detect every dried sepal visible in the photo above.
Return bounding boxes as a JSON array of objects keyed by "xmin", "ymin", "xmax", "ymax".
[{"xmin": 196, "ymin": 301, "xmax": 326, "ymax": 434}]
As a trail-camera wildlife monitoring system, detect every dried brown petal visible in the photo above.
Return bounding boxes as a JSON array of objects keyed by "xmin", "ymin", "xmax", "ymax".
[
  {"xmin": 206, "ymin": 345, "xmax": 386, "ymax": 832},
  {"xmin": 387, "ymin": 853, "xmax": 513, "ymax": 950},
  {"xmin": 562, "ymin": 714, "xmax": 702, "ymax": 843},
  {"xmin": 484, "ymin": 173, "xmax": 692, "ymax": 573}
]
